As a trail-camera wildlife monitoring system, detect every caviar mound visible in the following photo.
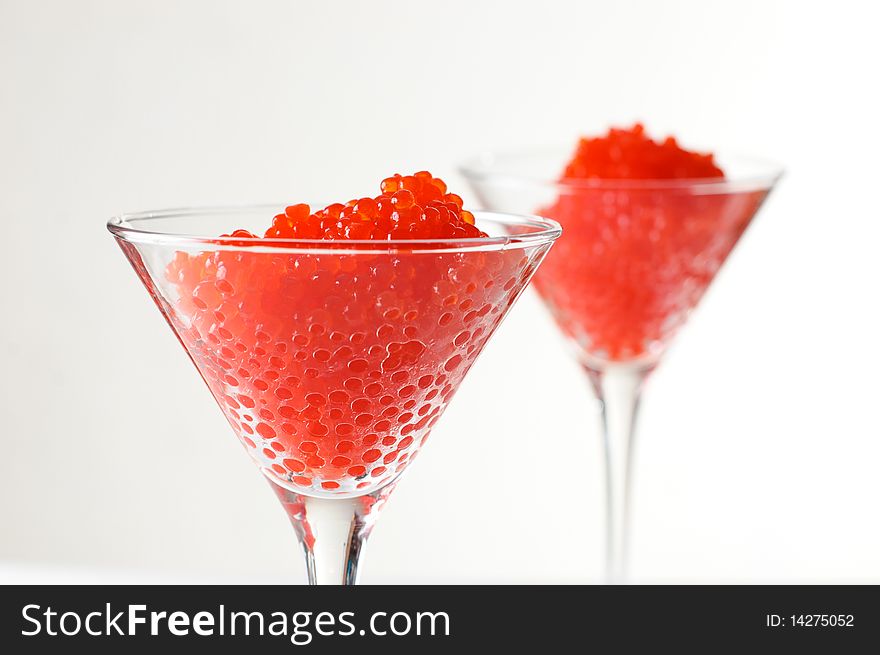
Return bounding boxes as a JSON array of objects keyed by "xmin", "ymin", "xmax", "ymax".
[
  {"xmin": 161, "ymin": 175, "xmax": 541, "ymax": 497},
  {"xmin": 534, "ymin": 125, "xmax": 765, "ymax": 362},
  {"xmin": 264, "ymin": 172, "xmax": 487, "ymax": 241},
  {"xmin": 562, "ymin": 123, "xmax": 724, "ymax": 181}
]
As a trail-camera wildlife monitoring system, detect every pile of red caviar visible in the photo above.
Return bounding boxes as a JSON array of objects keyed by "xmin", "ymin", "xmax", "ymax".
[
  {"xmin": 154, "ymin": 173, "xmax": 543, "ymax": 497},
  {"xmin": 534, "ymin": 124, "xmax": 765, "ymax": 363},
  {"xmin": 256, "ymin": 172, "xmax": 485, "ymax": 241},
  {"xmin": 562, "ymin": 123, "xmax": 724, "ymax": 180}
]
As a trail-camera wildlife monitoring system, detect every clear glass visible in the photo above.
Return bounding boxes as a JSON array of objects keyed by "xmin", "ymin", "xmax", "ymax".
[
  {"xmin": 461, "ymin": 148, "xmax": 782, "ymax": 581},
  {"xmin": 108, "ymin": 206, "xmax": 560, "ymax": 584}
]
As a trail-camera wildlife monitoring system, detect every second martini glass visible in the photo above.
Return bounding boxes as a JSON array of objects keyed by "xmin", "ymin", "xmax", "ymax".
[
  {"xmin": 462, "ymin": 149, "xmax": 781, "ymax": 580},
  {"xmin": 108, "ymin": 206, "xmax": 559, "ymax": 584}
]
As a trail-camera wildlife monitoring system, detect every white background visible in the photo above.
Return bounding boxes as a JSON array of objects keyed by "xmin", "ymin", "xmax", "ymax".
[{"xmin": 1, "ymin": 0, "xmax": 878, "ymax": 584}]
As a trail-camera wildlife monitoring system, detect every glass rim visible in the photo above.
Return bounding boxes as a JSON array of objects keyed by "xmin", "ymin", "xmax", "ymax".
[
  {"xmin": 458, "ymin": 146, "xmax": 784, "ymax": 193},
  {"xmin": 107, "ymin": 206, "xmax": 562, "ymax": 255}
]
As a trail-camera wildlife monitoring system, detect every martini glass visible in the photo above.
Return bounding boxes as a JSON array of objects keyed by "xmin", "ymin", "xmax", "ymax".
[
  {"xmin": 461, "ymin": 149, "xmax": 781, "ymax": 580},
  {"xmin": 108, "ymin": 206, "xmax": 559, "ymax": 584}
]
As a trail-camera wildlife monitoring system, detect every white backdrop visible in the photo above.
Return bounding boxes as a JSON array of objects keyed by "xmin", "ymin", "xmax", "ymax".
[{"xmin": 2, "ymin": 0, "xmax": 878, "ymax": 583}]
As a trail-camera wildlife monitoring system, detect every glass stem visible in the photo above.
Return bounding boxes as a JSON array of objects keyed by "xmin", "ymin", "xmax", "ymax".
[
  {"xmin": 269, "ymin": 480, "xmax": 396, "ymax": 585},
  {"xmin": 586, "ymin": 362, "xmax": 651, "ymax": 583}
]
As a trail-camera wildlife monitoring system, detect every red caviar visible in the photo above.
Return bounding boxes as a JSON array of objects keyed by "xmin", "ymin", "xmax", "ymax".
[
  {"xmin": 161, "ymin": 173, "xmax": 537, "ymax": 496},
  {"xmin": 263, "ymin": 172, "xmax": 485, "ymax": 240},
  {"xmin": 534, "ymin": 124, "xmax": 765, "ymax": 363},
  {"xmin": 562, "ymin": 123, "xmax": 724, "ymax": 180}
]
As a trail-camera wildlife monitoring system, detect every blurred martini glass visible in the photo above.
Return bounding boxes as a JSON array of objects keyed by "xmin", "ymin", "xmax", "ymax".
[
  {"xmin": 108, "ymin": 206, "xmax": 559, "ymax": 584},
  {"xmin": 462, "ymin": 147, "xmax": 781, "ymax": 580}
]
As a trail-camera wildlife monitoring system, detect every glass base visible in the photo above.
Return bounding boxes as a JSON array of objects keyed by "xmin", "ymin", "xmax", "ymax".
[
  {"xmin": 584, "ymin": 361, "xmax": 653, "ymax": 582},
  {"xmin": 269, "ymin": 478, "xmax": 396, "ymax": 585}
]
